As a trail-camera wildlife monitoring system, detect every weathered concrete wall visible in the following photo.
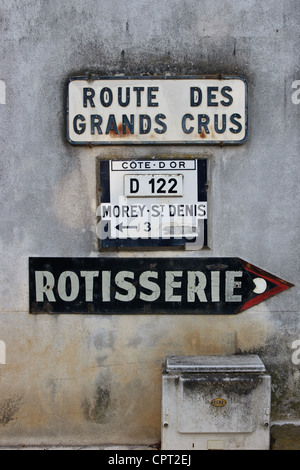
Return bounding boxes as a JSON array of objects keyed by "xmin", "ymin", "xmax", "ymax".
[{"xmin": 0, "ymin": 0, "xmax": 299, "ymax": 447}]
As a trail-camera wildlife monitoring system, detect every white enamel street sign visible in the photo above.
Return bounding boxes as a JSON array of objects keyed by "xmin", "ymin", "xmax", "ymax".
[
  {"xmin": 66, "ymin": 76, "xmax": 248, "ymax": 145},
  {"xmin": 97, "ymin": 159, "xmax": 208, "ymax": 249}
]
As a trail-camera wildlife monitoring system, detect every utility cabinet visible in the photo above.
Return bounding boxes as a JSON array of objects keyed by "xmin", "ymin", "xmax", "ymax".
[{"xmin": 161, "ymin": 355, "xmax": 271, "ymax": 450}]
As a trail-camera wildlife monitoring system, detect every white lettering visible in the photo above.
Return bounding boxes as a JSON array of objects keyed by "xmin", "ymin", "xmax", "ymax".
[
  {"xmin": 139, "ymin": 271, "xmax": 160, "ymax": 301},
  {"xmin": 108, "ymin": 454, "xmax": 143, "ymax": 467},
  {"xmin": 80, "ymin": 271, "xmax": 99, "ymax": 301},
  {"xmin": 187, "ymin": 271, "xmax": 207, "ymax": 302},
  {"xmin": 35, "ymin": 271, "xmax": 56, "ymax": 302},
  {"xmin": 211, "ymin": 271, "xmax": 220, "ymax": 302},
  {"xmin": 33, "ymin": 267, "xmax": 247, "ymax": 308},
  {"xmin": 115, "ymin": 271, "xmax": 136, "ymax": 301},
  {"xmin": 102, "ymin": 271, "xmax": 111, "ymax": 302},
  {"xmin": 165, "ymin": 271, "xmax": 183, "ymax": 302},
  {"xmin": 225, "ymin": 271, "xmax": 243, "ymax": 302},
  {"xmin": 57, "ymin": 271, "xmax": 79, "ymax": 301}
]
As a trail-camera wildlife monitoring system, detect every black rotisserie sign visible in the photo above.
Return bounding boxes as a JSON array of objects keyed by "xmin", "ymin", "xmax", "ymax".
[{"xmin": 29, "ymin": 257, "xmax": 293, "ymax": 315}]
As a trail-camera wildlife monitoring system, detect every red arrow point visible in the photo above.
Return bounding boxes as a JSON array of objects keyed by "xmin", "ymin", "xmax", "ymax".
[{"xmin": 239, "ymin": 259, "xmax": 294, "ymax": 312}]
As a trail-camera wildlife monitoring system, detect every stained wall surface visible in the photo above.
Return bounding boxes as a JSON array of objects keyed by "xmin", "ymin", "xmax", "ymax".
[{"xmin": 0, "ymin": 0, "xmax": 299, "ymax": 446}]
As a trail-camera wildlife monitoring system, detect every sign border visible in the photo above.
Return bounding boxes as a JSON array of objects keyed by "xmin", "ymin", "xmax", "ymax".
[
  {"xmin": 97, "ymin": 158, "xmax": 208, "ymax": 249},
  {"xmin": 65, "ymin": 75, "xmax": 248, "ymax": 146}
]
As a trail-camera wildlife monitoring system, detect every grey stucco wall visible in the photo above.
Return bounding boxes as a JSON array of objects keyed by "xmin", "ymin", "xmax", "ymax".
[{"xmin": 0, "ymin": 0, "xmax": 299, "ymax": 446}]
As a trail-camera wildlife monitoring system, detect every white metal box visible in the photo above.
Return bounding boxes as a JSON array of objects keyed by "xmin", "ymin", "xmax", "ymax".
[{"xmin": 161, "ymin": 355, "xmax": 271, "ymax": 450}]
